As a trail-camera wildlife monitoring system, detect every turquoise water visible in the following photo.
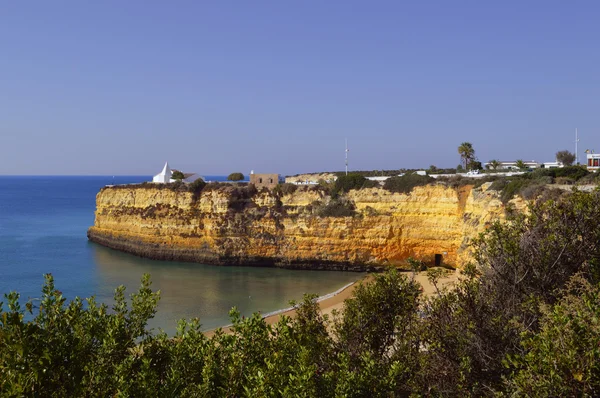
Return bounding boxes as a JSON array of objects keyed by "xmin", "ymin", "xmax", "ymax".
[{"xmin": 0, "ymin": 176, "xmax": 361, "ymax": 334}]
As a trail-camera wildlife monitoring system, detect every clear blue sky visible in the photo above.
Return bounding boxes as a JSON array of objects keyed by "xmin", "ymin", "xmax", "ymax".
[{"xmin": 1, "ymin": 1, "xmax": 599, "ymax": 175}]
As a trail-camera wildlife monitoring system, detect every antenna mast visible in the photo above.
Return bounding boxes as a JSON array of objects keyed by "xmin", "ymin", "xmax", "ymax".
[
  {"xmin": 575, "ymin": 128, "xmax": 579, "ymax": 165},
  {"xmin": 345, "ymin": 138, "xmax": 349, "ymax": 175}
]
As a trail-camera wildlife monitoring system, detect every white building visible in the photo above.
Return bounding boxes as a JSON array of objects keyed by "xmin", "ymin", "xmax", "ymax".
[
  {"xmin": 179, "ymin": 172, "xmax": 204, "ymax": 183},
  {"xmin": 484, "ymin": 160, "xmax": 540, "ymax": 170},
  {"xmin": 541, "ymin": 161, "xmax": 563, "ymax": 169},
  {"xmin": 587, "ymin": 152, "xmax": 600, "ymax": 171},
  {"xmin": 153, "ymin": 162, "xmax": 172, "ymax": 183}
]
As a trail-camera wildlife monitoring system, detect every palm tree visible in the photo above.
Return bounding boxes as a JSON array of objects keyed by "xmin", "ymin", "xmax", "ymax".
[
  {"xmin": 488, "ymin": 159, "xmax": 501, "ymax": 170},
  {"xmin": 458, "ymin": 142, "xmax": 475, "ymax": 169},
  {"xmin": 515, "ymin": 159, "xmax": 527, "ymax": 170}
]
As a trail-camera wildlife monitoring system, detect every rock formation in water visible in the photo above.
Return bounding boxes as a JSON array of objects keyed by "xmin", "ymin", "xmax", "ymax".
[{"xmin": 87, "ymin": 183, "xmax": 511, "ymax": 270}]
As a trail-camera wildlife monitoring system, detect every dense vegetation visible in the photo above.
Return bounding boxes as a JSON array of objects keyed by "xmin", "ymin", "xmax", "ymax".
[
  {"xmin": 171, "ymin": 170, "xmax": 185, "ymax": 181},
  {"xmin": 314, "ymin": 197, "xmax": 357, "ymax": 217},
  {"xmin": 488, "ymin": 166, "xmax": 593, "ymax": 203},
  {"xmin": 332, "ymin": 170, "xmax": 411, "ymax": 177},
  {"xmin": 3, "ymin": 190, "xmax": 600, "ymax": 395},
  {"xmin": 383, "ymin": 173, "xmax": 434, "ymax": 194},
  {"xmin": 331, "ymin": 173, "xmax": 379, "ymax": 196},
  {"xmin": 227, "ymin": 172, "xmax": 245, "ymax": 181}
]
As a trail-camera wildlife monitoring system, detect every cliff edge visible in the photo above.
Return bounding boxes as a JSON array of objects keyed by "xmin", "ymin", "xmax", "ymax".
[{"xmin": 87, "ymin": 183, "xmax": 506, "ymax": 270}]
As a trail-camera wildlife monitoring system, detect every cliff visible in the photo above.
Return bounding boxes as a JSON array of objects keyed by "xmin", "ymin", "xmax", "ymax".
[{"xmin": 87, "ymin": 183, "xmax": 507, "ymax": 271}]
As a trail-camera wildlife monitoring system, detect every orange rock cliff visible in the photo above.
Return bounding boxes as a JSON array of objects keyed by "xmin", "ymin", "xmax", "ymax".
[{"xmin": 87, "ymin": 183, "xmax": 508, "ymax": 271}]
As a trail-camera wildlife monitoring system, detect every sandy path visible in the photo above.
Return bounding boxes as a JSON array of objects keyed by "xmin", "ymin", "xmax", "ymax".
[{"xmin": 204, "ymin": 269, "xmax": 459, "ymax": 337}]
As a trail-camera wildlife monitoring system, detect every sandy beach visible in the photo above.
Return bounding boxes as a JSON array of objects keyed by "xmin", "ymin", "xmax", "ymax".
[{"xmin": 205, "ymin": 269, "xmax": 460, "ymax": 337}]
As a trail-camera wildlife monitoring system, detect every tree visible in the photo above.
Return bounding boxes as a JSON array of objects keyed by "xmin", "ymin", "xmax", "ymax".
[
  {"xmin": 515, "ymin": 159, "xmax": 527, "ymax": 170},
  {"xmin": 488, "ymin": 159, "xmax": 501, "ymax": 170},
  {"xmin": 470, "ymin": 160, "xmax": 483, "ymax": 171},
  {"xmin": 555, "ymin": 150, "xmax": 576, "ymax": 166},
  {"xmin": 458, "ymin": 142, "xmax": 475, "ymax": 170},
  {"xmin": 171, "ymin": 170, "xmax": 185, "ymax": 180},
  {"xmin": 189, "ymin": 178, "xmax": 206, "ymax": 194},
  {"xmin": 332, "ymin": 173, "xmax": 367, "ymax": 196},
  {"xmin": 227, "ymin": 172, "xmax": 244, "ymax": 181}
]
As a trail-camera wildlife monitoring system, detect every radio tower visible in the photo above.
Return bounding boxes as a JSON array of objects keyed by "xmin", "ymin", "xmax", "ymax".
[
  {"xmin": 575, "ymin": 128, "xmax": 579, "ymax": 165},
  {"xmin": 345, "ymin": 138, "xmax": 349, "ymax": 175}
]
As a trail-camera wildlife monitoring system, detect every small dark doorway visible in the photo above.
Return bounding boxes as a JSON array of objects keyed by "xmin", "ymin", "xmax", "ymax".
[{"xmin": 434, "ymin": 254, "xmax": 442, "ymax": 267}]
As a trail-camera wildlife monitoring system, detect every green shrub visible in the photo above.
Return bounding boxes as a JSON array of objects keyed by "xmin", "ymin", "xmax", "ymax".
[
  {"xmin": 488, "ymin": 178, "xmax": 508, "ymax": 192},
  {"xmin": 333, "ymin": 173, "xmax": 368, "ymax": 196},
  {"xmin": 488, "ymin": 177, "xmax": 550, "ymax": 203},
  {"xmin": 554, "ymin": 166, "xmax": 589, "ymax": 180},
  {"xmin": 315, "ymin": 198, "xmax": 356, "ymax": 217},
  {"xmin": 520, "ymin": 184, "xmax": 546, "ymax": 200},
  {"xmin": 576, "ymin": 172, "xmax": 600, "ymax": 185},
  {"xmin": 279, "ymin": 182, "xmax": 298, "ymax": 195},
  {"xmin": 507, "ymin": 276, "xmax": 600, "ymax": 396},
  {"xmin": 227, "ymin": 172, "xmax": 245, "ymax": 181},
  {"xmin": 361, "ymin": 179, "xmax": 381, "ymax": 189},
  {"xmin": 500, "ymin": 179, "xmax": 536, "ymax": 203},
  {"xmin": 383, "ymin": 173, "xmax": 434, "ymax": 194},
  {"xmin": 554, "ymin": 176, "xmax": 575, "ymax": 185},
  {"xmin": 527, "ymin": 168, "xmax": 554, "ymax": 180},
  {"xmin": 188, "ymin": 178, "xmax": 206, "ymax": 194},
  {"xmin": 171, "ymin": 170, "xmax": 185, "ymax": 180}
]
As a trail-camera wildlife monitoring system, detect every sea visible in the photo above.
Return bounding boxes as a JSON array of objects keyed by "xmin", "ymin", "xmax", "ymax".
[{"xmin": 0, "ymin": 176, "xmax": 361, "ymax": 334}]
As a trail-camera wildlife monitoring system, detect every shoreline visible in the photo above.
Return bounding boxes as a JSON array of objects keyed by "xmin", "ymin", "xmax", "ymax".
[
  {"xmin": 204, "ymin": 275, "xmax": 369, "ymax": 337},
  {"xmin": 204, "ymin": 269, "xmax": 459, "ymax": 337}
]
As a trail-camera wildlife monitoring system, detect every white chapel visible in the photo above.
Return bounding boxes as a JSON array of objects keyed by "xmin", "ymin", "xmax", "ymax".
[{"xmin": 152, "ymin": 162, "xmax": 172, "ymax": 183}]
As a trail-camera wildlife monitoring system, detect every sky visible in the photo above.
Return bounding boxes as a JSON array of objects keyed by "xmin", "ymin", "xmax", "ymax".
[{"xmin": 1, "ymin": 1, "xmax": 599, "ymax": 176}]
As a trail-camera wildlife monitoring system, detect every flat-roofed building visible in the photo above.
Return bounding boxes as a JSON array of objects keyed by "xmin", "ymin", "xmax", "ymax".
[
  {"xmin": 484, "ymin": 160, "xmax": 540, "ymax": 170},
  {"xmin": 587, "ymin": 152, "xmax": 600, "ymax": 171},
  {"xmin": 541, "ymin": 161, "xmax": 563, "ymax": 168},
  {"xmin": 250, "ymin": 172, "xmax": 282, "ymax": 189}
]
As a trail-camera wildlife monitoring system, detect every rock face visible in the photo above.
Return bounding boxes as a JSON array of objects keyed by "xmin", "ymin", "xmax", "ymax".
[
  {"xmin": 87, "ymin": 184, "xmax": 506, "ymax": 271},
  {"xmin": 285, "ymin": 173, "xmax": 337, "ymax": 184}
]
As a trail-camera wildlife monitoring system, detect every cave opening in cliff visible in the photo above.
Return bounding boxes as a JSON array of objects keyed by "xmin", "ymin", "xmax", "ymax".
[{"xmin": 435, "ymin": 254, "xmax": 442, "ymax": 267}]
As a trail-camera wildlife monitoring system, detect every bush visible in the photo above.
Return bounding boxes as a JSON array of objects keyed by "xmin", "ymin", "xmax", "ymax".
[
  {"xmin": 507, "ymin": 276, "xmax": 600, "ymax": 396},
  {"xmin": 554, "ymin": 176, "xmax": 575, "ymax": 185},
  {"xmin": 500, "ymin": 179, "xmax": 538, "ymax": 203},
  {"xmin": 489, "ymin": 177, "xmax": 547, "ymax": 203},
  {"xmin": 488, "ymin": 178, "xmax": 508, "ymax": 192},
  {"xmin": 361, "ymin": 179, "xmax": 381, "ymax": 189},
  {"xmin": 576, "ymin": 172, "xmax": 600, "ymax": 185},
  {"xmin": 527, "ymin": 168, "xmax": 555, "ymax": 180},
  {"xmin": 188, "ymin": 178, "xmax": 206, "ymax": 194},
  {"xmin": 227, "ymin": 172, "xmax": 245, "ymax": 181},
  {"xmin": 520, "ymin": 184, "xmax": 546, "ymax": 200},
  {"xmin": 435, "ymin": 175, "xmax": 497, "ymax": 190},
  {"xmin": 171, "ymin": 170, "xmax": 185, "ymax": 180},
  {"xmin": 554, "ymin": 166, "xmax": 589, "ymax": 181},
  {"xmin": 383, "ymin": 173, "xmax": 434, "ymax": 194},
  {"xmin": 274, "ymin": 182, "xmax": 298, "ymax": 196},
  {"xmin": 315, "ymin": 198, "xmax": 356, "ymax": 217},
  {"xmin": 333, "ymin": 173, "xmax": 368, "ymax": 196}
]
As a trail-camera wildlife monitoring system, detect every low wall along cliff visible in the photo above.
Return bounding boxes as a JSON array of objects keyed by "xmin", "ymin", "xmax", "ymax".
[{"xmin": 87, "ymin": 183, "xmax": 508, "ymax": 271}]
